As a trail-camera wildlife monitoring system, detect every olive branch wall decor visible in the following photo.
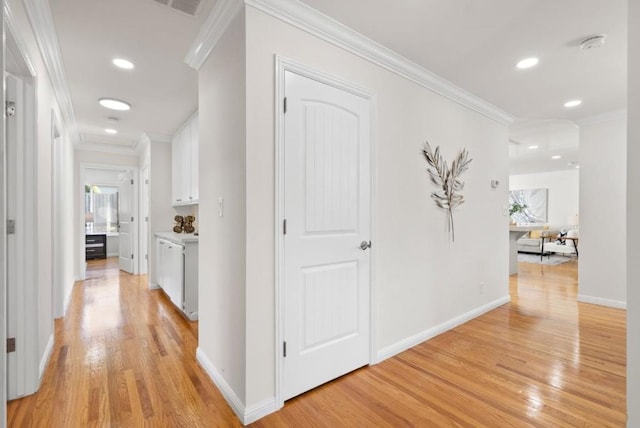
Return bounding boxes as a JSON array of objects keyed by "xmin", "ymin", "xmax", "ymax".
[{"xmin": 422, "ymin": 141, "xmax": 472, "ymax": 242}]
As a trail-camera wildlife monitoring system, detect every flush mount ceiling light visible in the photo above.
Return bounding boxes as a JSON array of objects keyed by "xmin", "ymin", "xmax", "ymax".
[
  {"xmin": 579, "ymin": 34, "xmax": 607, "ymax": 51},
  {"xmin": 105, "ymin": 128, "xmax": 118, "ymax": 135},
  {"xmin": 112, "ymin": 58, "xmax": 134, "ymax": 70},
  {"xmin": 99, "ymin": 98, "xmax": 131, "ymax": 111},
  {"xmin": 516, "ymin": 57, "xmax": 539, "ymax": 69},
  {"xmin": 564, "ymin": 99, "xmax": 582, "ymax": 108},
  {"xmin": 528, "ymin": 145, "xmax": 539, "ymax": 150},
  {"xmin": 552, "ymin": 155, "xmax": 562, "ymax": 160}
]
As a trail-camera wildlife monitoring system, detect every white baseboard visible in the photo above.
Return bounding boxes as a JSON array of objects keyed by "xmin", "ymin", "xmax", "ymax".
[
  {"xmin": 244, "ymin": 397, "xmax": 278, "ymax": 425},
  {"xmin": 377, "ymin": 295, "xmax": 511, "ymax": 362},
  {"xmin": 577, "ymin": 294, "xmax": 627, "ymax": 309},
  {"xmin": 196, "ymin": 348, "xmax": 277, "ymax": 425},
  {"xmin": 39, "ymin": 334, "xmax": 54, "ymax": 382}
]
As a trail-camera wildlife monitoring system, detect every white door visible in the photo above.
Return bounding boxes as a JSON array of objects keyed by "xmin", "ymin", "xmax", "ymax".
[
  {"xmin": 141, "ymin": 166, "xmax": 150, "ymax": 275},
  {"xmin": 118, "ymin": 171, "xmax": 134, "ymax": 273},
  {"xmin": 6, "ymin": 74, "xmax": 23, "ymax": 399},
  {"xmin": 283, "ymin": 71, "xmax": 372, "ymax": 400}
]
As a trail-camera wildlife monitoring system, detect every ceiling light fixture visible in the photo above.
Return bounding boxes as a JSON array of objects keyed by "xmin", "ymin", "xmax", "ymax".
[
  {"xmin": 112, "ymin": 58, "xmax": 134, "ymax": 70},
  {"xmin": 564, "ymin": 100, "xmax": 582, "ymax": 108},
  {"xmin": 552, "ymin": 155, "xmax": 561, "ymax": 160},
  {"xmin": 105, "ymin": 128, "xmax": 118, "ymax": 135},
  {"xmin": 528, "ymin": 145, "xmax": 539, "ymax": 150},
  {"xmin": 579, "ymin": 34, "xmax": 607, "ymax": 51},
  {"xmin": 99, "ymin": 98, "xmax": 131, "ymax": 111},
  {"xmin": 516, "ymin": 57, "xmax": 539, "ymax": 69}
]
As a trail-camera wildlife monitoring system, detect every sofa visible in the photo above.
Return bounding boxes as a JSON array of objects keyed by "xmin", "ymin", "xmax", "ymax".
[{"xmin": 517, "ymin": 229, "xmax": 559, "ymax": 254}]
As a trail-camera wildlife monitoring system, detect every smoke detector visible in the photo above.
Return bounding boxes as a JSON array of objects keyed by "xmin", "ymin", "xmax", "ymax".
[
  {"xmin": 150, "ymin": 0, "xmax": 202, "ymax": 16},
  {"xmin": 579, "ymin": 34, "xmax": 607, "ymax": 51}
]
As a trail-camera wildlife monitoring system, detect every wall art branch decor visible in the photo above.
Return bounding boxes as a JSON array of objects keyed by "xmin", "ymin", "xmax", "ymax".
[{"xmin": 422, "ymin": 141, "xmax": 472, "ymax": 242}]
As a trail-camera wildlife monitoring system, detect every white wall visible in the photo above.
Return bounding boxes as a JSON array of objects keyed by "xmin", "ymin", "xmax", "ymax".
[
  {"xmin": 6, "ymin": 0, "xmax": 78, "ymax": 388},
  {"xmin": 509, "ymin": 170, "xmax": 579, "ymax": 227},
  {"xmin": 628, "ymin": 0, "xmax": 639, "ymax": 423},
  {"xmin": 243, "ymin": 5, "xmax": 509, "ymax": 409},
  {"xmin": 143, "ymin": 137, "xmax": 174, "ymax": 287},
  {"xmin": 59, "ymin": 133, "xmax": 76, "ymax": 316},
  {"xmin": 198, "ymin": 9, "xmax": 248, "ymax": 403},
  {"xmin": 578, "ymin": 116, "xmax": 627, "ymax": 307},
  {"xmin": 85, "ymin": 168, "xmax": 123, "ymax": 185}
]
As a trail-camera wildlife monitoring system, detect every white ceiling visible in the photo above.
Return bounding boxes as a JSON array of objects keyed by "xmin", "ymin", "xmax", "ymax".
[
  {"xmin": 51, "ymin": 0, "xmax": 214, "ymax": 149},
  {"xmin": 51, "ymin": 0, "xmax": 627, "ymax": 171}
]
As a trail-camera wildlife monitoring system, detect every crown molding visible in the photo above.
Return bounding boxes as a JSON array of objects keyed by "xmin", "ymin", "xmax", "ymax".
[
  {"xmin": 247, "ymin": 0, "xmax": 513, "ymax": 124},
  {"xmin": 75, "ymin": 142, "xmax": 138, "ymax": 156},
  {"xmin": 4, "ymin": 1, "xmax": 37, "ymax": 77},
  {"xmin": 184, "ymin": 0, "xmax": 243, "ymax": 70},
  {"xmin": 187, "ymin": 0, "xmax": 513, "ymax": 124},
  {"xmin": 143, "ymin": 132, "xmax": 172, "ymax": 143},
  {"xmin": 23, "ymin": 0, "xmax": 81, "ymax": 143}
]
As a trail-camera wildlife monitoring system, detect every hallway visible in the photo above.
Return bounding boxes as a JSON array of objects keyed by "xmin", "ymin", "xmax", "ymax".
[
  {"xmin": 7, "ymin": 258, "xmax": 240, "ymax": 427},
  {"xmin": 8, "ymin": 259, "xmax": 626, "ymax": 426}
]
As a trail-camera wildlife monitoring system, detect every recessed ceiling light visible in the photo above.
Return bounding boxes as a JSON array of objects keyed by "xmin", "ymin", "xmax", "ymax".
[
  {"xmin": 575, "ymin": 165, "xmax": 580, "ymax": 169},
  {"xmin": 99, "ymin": 98, "xmax": 131, "ymax": 111},
  {"xmin": 105, "ymin": 128, "xmax": 118, "ymax": 135},
  {"xmin": 528, "ymin": 145, "xmax": 539, "ymax": 150},
  {"xmin": 564, "ymin": 100, "xmax": 582, "ymax": 108},
  {"xmin": 516, "ymin": 57, "xmax": 539, "ymax": 69},
  {"xmin": 112, "ymin": 58, "xmax": 134, "ymax": 70},
  {"xmin": 552, "ymin": 155, "xmax": 562, "ymax": 160}
]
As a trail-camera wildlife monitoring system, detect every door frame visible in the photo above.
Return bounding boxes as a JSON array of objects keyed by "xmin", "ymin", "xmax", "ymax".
[
  {"xmin": 78, "ymin": 163, "xmax": 139, "ymax": 278},
  {"xmin": 273, "ymin": 56, "xmax": 379, "ymax": 409},
  {"xmin": 5, "ymin": 17, "xmax": 40, "ymax": 400}
]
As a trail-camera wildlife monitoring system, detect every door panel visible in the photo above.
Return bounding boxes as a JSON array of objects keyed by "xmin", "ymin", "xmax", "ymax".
[
  {"xmin": 283, "ymin": 71, "xmax": 371, "ymax": 401},
  {"xmin": 118, "ymin": 171, "xmax": 133, "ymax": 273}
]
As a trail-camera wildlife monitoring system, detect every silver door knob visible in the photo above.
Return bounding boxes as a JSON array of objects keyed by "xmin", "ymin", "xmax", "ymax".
[{"xmin": 360, "ymin": 241, "xmax": 371, "ymax": 250}]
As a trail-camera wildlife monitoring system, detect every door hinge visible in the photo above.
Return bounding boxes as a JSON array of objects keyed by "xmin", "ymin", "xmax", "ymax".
[
  {"xmin": 131, "ymin": 216, "xmax": 134, "ymax": 222},
  {"xmin": 131, "ymin": 253, "xmax": 134, "ymax": 259},
  {"xmin": 5, "ymin": 101, "xmax": 16, "ymax": 118},
  {"xmin": 283, "ymin": 219, "xmax": 287, "ymax": 235},
  {"xmin": 7, "ymin": 337, "xmax": 16, "ymax": 353},
  {"xmin": 145, "ymin": 216, "xmax": 149, "ymax": 222},
  {"xmin": 145, "ymin": 179, "xmax": 149, "ymax": 184},
  {"xmin": 130, "ymin": 179, "xmax": 134, "ymax": 185},
  {"xmin": 283, "ymin": 97, "xmax": 287, "ymax": 114},
  {"xmin": 283, "ymin": 341, "xmax": 287, "ymax": 358},
  {"xmin": 7, "ymin": 219, "xmax": 15, "ymax": 235},
  {"xmin": 145, "ymin": 253, "xmax": 148, "ymax": 260}
]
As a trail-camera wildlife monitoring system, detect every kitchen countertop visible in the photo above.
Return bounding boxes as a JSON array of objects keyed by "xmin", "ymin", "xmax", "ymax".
[{"xmin": 155, "ymin": 231, "xmax": 199, "ymax": 244}]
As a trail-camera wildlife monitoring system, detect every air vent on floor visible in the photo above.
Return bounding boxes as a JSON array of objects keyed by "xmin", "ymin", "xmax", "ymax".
[{"xmin": 150, "ymin": 0, "xmax": 202, "ymax": 16}]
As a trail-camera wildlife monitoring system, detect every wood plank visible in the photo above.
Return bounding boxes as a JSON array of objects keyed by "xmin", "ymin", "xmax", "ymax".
[{"xmin": 7, "ymin": 258, "xmax": 626, "ymax": 426}]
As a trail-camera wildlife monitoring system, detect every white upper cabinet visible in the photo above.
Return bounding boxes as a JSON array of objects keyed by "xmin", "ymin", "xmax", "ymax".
[
  {"xmin": 171, "ymin": 112, "xmax": 199, "ymax": 206},
  {"xmin": 190, "ymin": 113, "xmax": 199, "ymax": 202}
]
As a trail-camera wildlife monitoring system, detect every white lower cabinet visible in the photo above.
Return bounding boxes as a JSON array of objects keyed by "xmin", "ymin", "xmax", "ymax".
[{"xmin": 155, "ymin": 234, "xmax": 198, "ymax": 320}]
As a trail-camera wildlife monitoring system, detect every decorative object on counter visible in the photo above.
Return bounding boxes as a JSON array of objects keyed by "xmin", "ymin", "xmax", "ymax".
[
  {"xmin": 422, "ymin": 141, "xmax": 472, "ymax": 242},
  {"xmin": 172, "ymin": 214, "xmax": 196, "ymax": 233},
  {"xmin": 173, "ymin": 215, "xmax": 184, "ymax": 233},
  {"xmin": 183, "ymin": 215, "xmax": 195, "ymax": 233}
]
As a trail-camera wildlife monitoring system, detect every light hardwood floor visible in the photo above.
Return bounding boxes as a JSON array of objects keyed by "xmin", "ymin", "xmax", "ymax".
[{"xmin": 8, "ymin": 258, "xmax": 626, "ymax": 426}]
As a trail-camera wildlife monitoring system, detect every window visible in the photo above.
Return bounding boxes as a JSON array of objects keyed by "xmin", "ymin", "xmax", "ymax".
[{"xmin": 85, "ymin": 185, "xmax": 118, "ymax": 233}]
